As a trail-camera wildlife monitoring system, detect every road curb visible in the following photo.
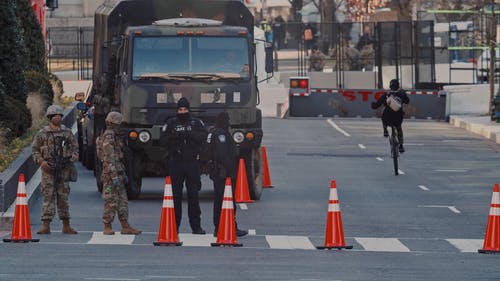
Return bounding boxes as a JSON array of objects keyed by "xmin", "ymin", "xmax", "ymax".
[{"xmin": 449, "ymin": 115, "xmax": 500, "ymax": 145}]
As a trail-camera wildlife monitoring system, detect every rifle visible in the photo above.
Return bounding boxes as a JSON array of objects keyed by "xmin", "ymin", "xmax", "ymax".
[{"xmin": 49, "ymin": 135, "xmax": 72, "ymax": 184}]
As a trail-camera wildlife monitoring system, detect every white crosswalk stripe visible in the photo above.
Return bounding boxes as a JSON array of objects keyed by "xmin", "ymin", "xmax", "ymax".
[
  {"xmin": 355, "ymin": 237, "xmax": 410, "ymax": 252},
  {"xmin": 266, "ymin": 235, "xmax": 316, "ymax": 250},
  {"xmin": 5, "ymin": 232, "xmax": 485, "ymax": 253}
]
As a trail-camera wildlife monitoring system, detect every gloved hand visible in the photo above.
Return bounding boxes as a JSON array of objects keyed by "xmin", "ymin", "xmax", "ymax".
[
  {"xmin": 40, "ymin": 161, "xmax": 52, "ymax": 174},
  {"xmin": 122, "ymin": 175, "xmax": 129, "ymax": 185},
  {"xmin": 112, "ymin": 177, "xmax": 121, "ymax": 187}
]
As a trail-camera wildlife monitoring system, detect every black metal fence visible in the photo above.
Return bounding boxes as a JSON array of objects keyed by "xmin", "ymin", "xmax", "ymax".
[
  {"xmin": 46, "ymin": 27, "xmax": 93, "ymax": 80},
  {"xmin": 272, "ymin": 20, "xmax": 436, "ymax": 89}
]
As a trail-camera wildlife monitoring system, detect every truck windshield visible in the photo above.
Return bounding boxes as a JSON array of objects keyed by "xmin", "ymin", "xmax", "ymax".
[{"xmin": 132, "ymin": 36, "xmax": 250, "ymax": 80}]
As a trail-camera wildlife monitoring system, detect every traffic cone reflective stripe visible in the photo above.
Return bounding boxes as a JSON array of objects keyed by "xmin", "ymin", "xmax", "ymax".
[
  {"xmin": 317, "ymin": 180, "xmax": 352, "ymax": 250},
  {"xmin": 3, "ymin": 173, "xmax": 39, "ymax": 243},
  {"xmin": 211, "ymin": 178, "xmax": 242, "ymax": 247},
  {"xmin": 234, "ymin": 158, "xmax": 254, "ymax": 203},
  {"xmin": 154, "ymin": 176, "xmax": 182, "ymax": 246},
  {"xmin": 479, "ymin": 183, "xmax": 500, "ymax": 253},
  {"xmin": 261, "ymin": 146, "xmax": 274, "ymax": 188}
]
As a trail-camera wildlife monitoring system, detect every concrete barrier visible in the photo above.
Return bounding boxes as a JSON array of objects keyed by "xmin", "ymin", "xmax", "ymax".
[
  {"xmin": 444, "ymin": 84, "xmax": 498, "ymax": 116},
  {"xmin": 289, "ymin": 89, "xmax": 446, "ymax": 120}
]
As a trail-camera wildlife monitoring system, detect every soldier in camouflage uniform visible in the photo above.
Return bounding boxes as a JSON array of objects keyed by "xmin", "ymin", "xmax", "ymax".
[
  {"xmin": 96, "ymin": 112, "xmax": 141, "ymax": 235},
  {"xmin": 32, "ymin": 105, "xmax": 78, "ymax": 234}
]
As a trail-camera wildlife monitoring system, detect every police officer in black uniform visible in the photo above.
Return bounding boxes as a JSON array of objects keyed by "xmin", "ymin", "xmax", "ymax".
[
  {"xmin": 207, "ymin": 112, "xmax": 248, "ymax": 237},
  {"xmin": 371, "ymin": 79, "xmax": 410, "ymax": 153},
  {"xmin": 162, "ymin": 97, "xmax": 207, "ymax": 234}
]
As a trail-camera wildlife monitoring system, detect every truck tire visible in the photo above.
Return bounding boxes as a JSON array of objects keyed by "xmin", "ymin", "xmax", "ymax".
[
  {"xmin": 245, "ymin": 147, "xmax": 262, "ymax": 200},
  {"xmin": 94, "ymin": 148, "xmax": 103, "ymax": 193},
  {"xmin": 125, "ymin": 150, "xmax": 142, "ymax": 200},
  {"xmin": 255, "ymin": 108, "xmax": 262, "ymax": 128}
]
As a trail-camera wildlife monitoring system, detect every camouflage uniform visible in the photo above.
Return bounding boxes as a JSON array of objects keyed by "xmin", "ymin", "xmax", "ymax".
[
  {"xmin": 32, "ymin": 124, "xmax": 78, "ymax": 222},
  {"xmin": 97, "ymin": 128, "xmax": 129, "ymax": 224}
]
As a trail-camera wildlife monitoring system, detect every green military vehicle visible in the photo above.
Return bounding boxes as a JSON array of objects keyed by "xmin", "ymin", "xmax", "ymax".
[{"xmin": 79, "ymin": 0, "xmax": 272, "ymax": 199}]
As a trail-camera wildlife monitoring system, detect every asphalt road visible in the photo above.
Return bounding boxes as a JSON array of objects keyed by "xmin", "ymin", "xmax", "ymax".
[{"xmin": 1, "ymin": 118, "xmax": 500, "ymax": 281}]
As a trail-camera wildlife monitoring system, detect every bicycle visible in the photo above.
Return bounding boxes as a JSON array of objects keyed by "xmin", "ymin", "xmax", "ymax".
[{"xmin": 388, "ymin": 125, "xmax": 399, "ymax": 176}]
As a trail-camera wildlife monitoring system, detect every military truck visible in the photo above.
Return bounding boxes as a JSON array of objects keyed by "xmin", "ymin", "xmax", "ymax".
[{"xmin": 78, "ymin": 0, "xmax": 272, "ymax": 199}]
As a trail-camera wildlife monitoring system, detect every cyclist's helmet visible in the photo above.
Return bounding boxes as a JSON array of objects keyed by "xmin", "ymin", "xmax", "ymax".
[{"xmin": 389, "ymin": 79, "xmax": 400, "ymax": 91}]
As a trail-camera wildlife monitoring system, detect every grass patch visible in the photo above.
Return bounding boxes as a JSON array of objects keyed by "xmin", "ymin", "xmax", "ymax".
[{"xmin": 0, "ymin": 123, "xmax": 46, "ymax": 173}]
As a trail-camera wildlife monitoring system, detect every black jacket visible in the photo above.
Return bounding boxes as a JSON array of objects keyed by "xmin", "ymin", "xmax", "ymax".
[
  {"xmin": 162, "ymin": 116, "xmax": 207, "ymax": 161},
  {"xmin": 371, "ymin": 90, "xmax": 410, "ymax": 126},
  {"xmin": 207, "ymin": 127, "xmax": 238, "ymax": 179}
]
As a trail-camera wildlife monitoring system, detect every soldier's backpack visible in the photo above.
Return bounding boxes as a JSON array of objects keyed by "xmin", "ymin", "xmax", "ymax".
[{"xmin": 386, "ymin": 93, "xmax": 402, "ymax": 112}]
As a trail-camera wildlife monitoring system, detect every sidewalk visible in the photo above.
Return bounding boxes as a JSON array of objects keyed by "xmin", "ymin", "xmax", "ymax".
[{"xmin": 449, "ymin": 115, "xmax": 500, "ymax": 145}]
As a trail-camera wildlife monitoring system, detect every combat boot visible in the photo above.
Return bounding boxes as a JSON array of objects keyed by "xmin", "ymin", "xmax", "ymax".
[
  {"xmin": 62, "ymin": 219, "xmax": 78, "ymax": 234},
  {"xmin": 103, "ymin": 223, "xmax": 114, "ymax": 235},
  {"xmin": 36, "ymin": 219, "xmax": 51, "ymax": 234},
  {"xmin": 120, "ymin": 220, "xmax": 142, "ymax": 235}
]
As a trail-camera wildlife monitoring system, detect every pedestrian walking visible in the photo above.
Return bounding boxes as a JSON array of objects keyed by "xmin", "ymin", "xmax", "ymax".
[
  {"xmin": 32, "ymin": 105, "xmax": 78, "ymax": 234},
  {"xmin": 96, "ymin": 111, "xmax": 141, "ymax": 235}
]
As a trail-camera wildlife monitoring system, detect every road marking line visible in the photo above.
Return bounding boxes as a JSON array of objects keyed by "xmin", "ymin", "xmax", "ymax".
[
  {"xmin": 446, "ymin": 239, "xmax": 483, "ymax": 252},
  {"xmin": 418, "ymin": 185, "xmax": 430, "ymax": 191},
  {"xmin": 376, "ymin": 157, "xmax": 384, "ymax": 161},
  {"xmin": 178, "ymin": 233, "xmax": 214, "ymax": 247},
  {"xmin": 355, "ymin": 237, "xmax": 410, "ymax": 252},
  {"xmin": 358, "ymin": 144, "xmax": 366, "ymax": 149},
  {"xmin": 238, "ymin": 203, "xmax": 248, "ymax": 210},
  {"xmin": 87, "ymin": 232, "xmax": 135, "ymax": 245},
  {"xmin": 84, "ymin": 277, "xmax": 141, "ymax": 281},
  {"xmin": 145, "ymin": 276, "xmax": 196, "ymax": 279},
  {"xmin": 418, "ymin": 205, "xmax": 461, "ymax": 214},
  {"xmin": 248, "ymin": 229, "xmax": 256, "ymax": 236},
  {"xmin": 434, "ymin": 169, "xmax": 468, "ymax": 173},
  {"xmin": 326, "ymin": 118, "xmax": 351, "ymax": 137},
  {"xmin": 405, "ymin": 143, "xmax": 424, "ymax": 146},
  {"xmin": 266, "ymin": 235, "xmax": 315, "ymax": 250},
  {"xmin": 398, "ymin": 169, "xmax": 405, "ymax": 175}
]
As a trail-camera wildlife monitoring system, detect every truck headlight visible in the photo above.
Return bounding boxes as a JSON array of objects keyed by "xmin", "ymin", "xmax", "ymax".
[
  {"xmin": 232, "ymin": 131, "xmax": 245, "ymax": 143},
  {"xmin": 138, "ymin": 131, "xmax": 151, "ymax": 143}
]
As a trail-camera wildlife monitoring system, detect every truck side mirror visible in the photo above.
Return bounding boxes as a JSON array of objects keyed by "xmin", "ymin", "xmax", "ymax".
[{"xmin": 265, "ymin": 45, "xmax": 274, "ymax": 74}]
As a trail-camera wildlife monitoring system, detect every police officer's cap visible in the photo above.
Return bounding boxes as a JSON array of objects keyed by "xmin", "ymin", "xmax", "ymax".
[
  {"xmin": 46, "ymin": 105, "xmax": 63, "ymax": 118},
  {"xmin": 105, "ymin": 111, "xmax": 123, "ymax": 125},
  {"xmin": 177, "ymin": 97, "xmax": 190, "ymax": 110}
]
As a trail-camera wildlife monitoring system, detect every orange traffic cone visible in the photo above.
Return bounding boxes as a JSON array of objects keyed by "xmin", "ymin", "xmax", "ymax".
[
  {"xmin": 234, "ymin": 158, "xmax": 254, "ymax": 203},
  {"xmin": 479, "ymin": 183, "xmax": 500, "ymax": 254},
  {"xmin": 261, "ymin": 146, "xmax": 274, "ymax": 188},
  {"xmin": 317, "ymin": 180, "xmax": 352, "ymax": 250},
  {"xmin": 154, "ymin": 176, "xmax": 182, "ymax": 246},
  {"xmin": 3, "ymin": 173, "xmax": 39, "ymax": 243},
  {"xmin": 211, "ymin": 178, "xmax": 242, "ymax": 247}
]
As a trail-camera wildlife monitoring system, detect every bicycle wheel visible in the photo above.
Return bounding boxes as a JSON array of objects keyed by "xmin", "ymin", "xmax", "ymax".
[{"xmin": 392, "ymin": 140, "xmax": 399, "ymax": 176}]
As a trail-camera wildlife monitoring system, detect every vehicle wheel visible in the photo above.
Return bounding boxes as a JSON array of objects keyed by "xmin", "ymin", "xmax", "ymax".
[
  {"xmin": 125, "ymin": 149, "xmax": 142, "ymax": 200},
  {"xmin": 245, "ymin": 147, "xmax": 262, "ymax": 200},
  {"xmin": 94, "ymin": 147, "xmax": 103, "ymax": 193}
]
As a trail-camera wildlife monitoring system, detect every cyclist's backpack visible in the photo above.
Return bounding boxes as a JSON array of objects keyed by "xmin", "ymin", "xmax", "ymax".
[
  {"xmin": 386, "ymin": 93, "xmax": 402, "ymax": 111},
  {"xmin": 304, "ymin": 28, "xmax": 313, "ymax": 41}
]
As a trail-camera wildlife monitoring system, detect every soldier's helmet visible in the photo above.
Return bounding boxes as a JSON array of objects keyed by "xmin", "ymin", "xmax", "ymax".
[
  {"xmin": 105, "ymin": 111, "xmax": 123, "ymax": 125},
  {"xmin": 46, "ymin": 105, "xmax": 64, "ymax": 118}
]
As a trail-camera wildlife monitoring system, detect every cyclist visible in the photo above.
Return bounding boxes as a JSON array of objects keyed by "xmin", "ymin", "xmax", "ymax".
[{"xmin": 371, "ymin": 79, "xmax": 410, "ymax": 153}]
